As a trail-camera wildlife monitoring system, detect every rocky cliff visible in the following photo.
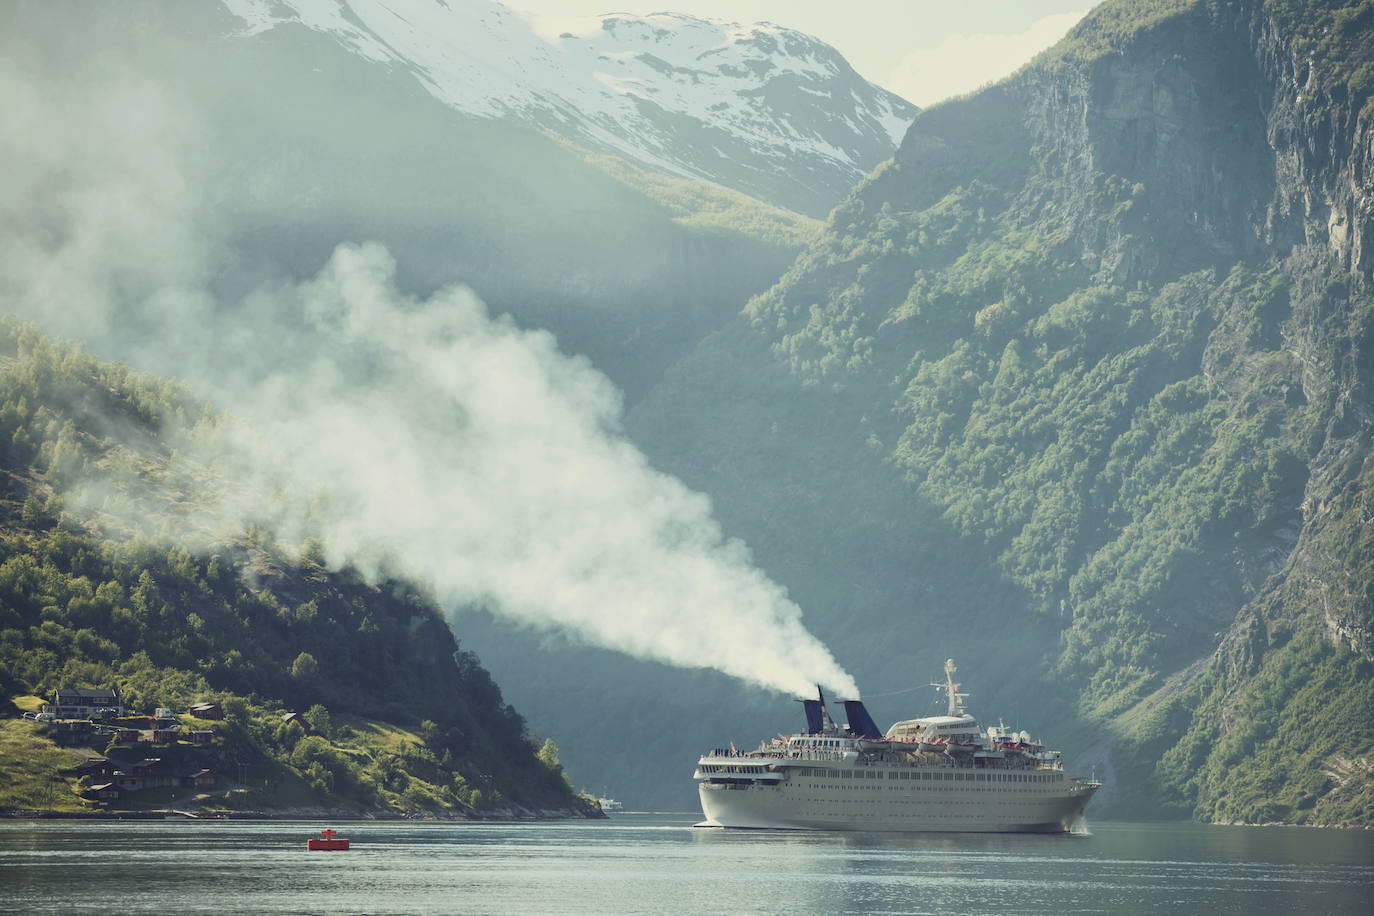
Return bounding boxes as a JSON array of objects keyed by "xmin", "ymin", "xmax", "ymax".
[{"xmin": 600, "ymin": 0, "xmax": 1374, "ymax": 822}]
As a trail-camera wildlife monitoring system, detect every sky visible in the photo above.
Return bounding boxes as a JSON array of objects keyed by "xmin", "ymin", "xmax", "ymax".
[{"xmin": 515, "ymin": 1, "xmax": 1094, "ymax": 106}]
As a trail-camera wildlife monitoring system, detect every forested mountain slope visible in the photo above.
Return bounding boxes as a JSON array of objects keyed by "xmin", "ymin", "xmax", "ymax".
[
  {"xmin": 0, "ymin": 323, "xmax": 587, "ymax": 816},
  {"xmin": 614, "ymin": 0, "xmax": 1374, "ymax": 824}
]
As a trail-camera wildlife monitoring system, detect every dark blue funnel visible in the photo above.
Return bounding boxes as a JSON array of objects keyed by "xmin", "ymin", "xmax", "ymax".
[
  {"xmin": 843, "ymin": 700, "xmax": 882, "ymax": 739},
  {"xmin": 801, "ymin": 699, "xmax": 824, "ymax": 735}
]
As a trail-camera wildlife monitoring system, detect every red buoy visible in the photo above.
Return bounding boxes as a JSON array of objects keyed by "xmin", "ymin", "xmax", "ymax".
[{"xmin": 306, "ymin": 828, "xmax": 350, "ymax": 850}]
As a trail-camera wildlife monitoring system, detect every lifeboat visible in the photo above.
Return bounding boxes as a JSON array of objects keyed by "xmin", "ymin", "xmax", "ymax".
[{"xmin": 306, "ymin": 828, "xmax": 350, "ymax": 850}]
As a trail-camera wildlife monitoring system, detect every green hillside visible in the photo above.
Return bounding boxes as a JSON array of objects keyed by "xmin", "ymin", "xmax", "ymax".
[{"xmin": 0, "ymin": 322, "xmax": 591, "ymax": 817}]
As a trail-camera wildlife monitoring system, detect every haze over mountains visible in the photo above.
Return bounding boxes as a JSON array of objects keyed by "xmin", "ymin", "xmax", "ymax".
[{"xmin": 2, "ymin": 0, "xmax": 1370, "ymax": 827}]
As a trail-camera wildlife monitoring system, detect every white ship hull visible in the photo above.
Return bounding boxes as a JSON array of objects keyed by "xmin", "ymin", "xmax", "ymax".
[{"xmin": 696, "ymin": 760, "xmax": 1096, "ymax": 834}]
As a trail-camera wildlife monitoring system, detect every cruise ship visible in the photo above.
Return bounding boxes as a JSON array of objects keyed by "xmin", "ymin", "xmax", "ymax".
[{"xmin": 694, "ymin": 660, "xmax": 1099, "ymax": 833}]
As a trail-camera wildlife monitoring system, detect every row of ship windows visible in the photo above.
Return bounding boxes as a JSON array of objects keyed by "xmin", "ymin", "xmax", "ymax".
[
  {"xmin": 789, "ymin": 768, "xmax": 1056, "ymax": 782},
  {"xmin": 790, "ymin": 783, "xmax": 1052, "ymax": 794},
  {"xmin": 792, "ymin": 799, "xmax": 1047, "ymax": 808},
  {"xmin": 699, "ymin": 765, "xmax": 769, "ymax": 775}
]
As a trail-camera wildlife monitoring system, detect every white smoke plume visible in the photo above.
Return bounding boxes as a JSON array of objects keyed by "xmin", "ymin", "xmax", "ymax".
[
  {"xmin": 0, "ymin": 22, "xmax": 859, "ymax": 698},
  {"xmin": 204, "ymin": 242, "xmax": 858, "ymax": 697}
]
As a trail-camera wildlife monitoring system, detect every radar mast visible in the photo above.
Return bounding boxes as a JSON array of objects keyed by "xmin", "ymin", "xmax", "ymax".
[{"xmin": 931, "ymin": 658, "xmax": 968, "ymax": 717}]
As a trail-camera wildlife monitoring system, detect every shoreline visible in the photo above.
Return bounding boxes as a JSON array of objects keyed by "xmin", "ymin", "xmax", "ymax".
[{"xmin": 2, "ymin": 805, "xmax": 607, "ymax": 822}]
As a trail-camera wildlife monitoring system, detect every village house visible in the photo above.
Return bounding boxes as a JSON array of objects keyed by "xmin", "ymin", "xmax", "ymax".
[
  {"xmin": 189, "ymin": 729, "xmax": 217, "ymax": 745},
  {"xmin": 184, "ymin": 769, "xmax": 218, "ymax": 790},
  {"xmin": 188, "ymin": 702, "xmax": 223, "ymax": 720},
  {"xmin": 111, "ymin": 771, "xmax": 144, "ymax": 792},
  {"xmin": 82, "ymin": 783, "xmax": 121, "ymax": 802},
  {"xmin": 282, "ymin": 711, "xmax": 312, "ymax": 735},
  {"xmin": 130, "ymin": 758, "xmax": 178, "ymax": 789},
  {"xmin": 42, "ymin": 687, "xmax": 126, "ymax": 719},
  {"xmin": 48, "ymin": 719, "xmax": 98, "ymax": 745},
  {"xmin": 68, "ymin": 756, "xmax": 112, "ymax": 779}
]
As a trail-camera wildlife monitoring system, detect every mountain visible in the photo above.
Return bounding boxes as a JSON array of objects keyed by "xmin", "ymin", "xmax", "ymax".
[
  {"xmin": 463, "ymin": 0, "xmax": 1374, "ymax": 823},
  {"xmin": 222, "ymin": 0, "xmax": 916, "ymax": 217},
  {"xmin": 0, "ymin": 322, "xmax": 594, "ymax": 817},
  {"xmin": 0, "ymin": 0, "xmax": 896, "ymax": 811},
  {"xmin": 3, "ymin": 0, "xmax": 827, "ymax": 404}
]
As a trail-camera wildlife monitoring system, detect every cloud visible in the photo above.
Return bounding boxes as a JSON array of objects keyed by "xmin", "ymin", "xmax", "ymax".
[{"xmin": 886, "ymin": 10, "xmax": 1088, "ymax": 107}]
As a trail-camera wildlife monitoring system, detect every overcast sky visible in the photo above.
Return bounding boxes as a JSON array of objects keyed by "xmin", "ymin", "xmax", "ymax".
[{"xmin": 515, "ymin": 1, "xmax": 1093, "ymax": 106}]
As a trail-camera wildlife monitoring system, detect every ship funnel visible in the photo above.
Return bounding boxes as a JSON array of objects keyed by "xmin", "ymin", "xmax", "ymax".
[
  {"xmin": 800, "ymin": 697, "xmax": 824, "ymax": 735},
  {"xmin": 842, "ymin": 700, "xmax": 882, "ymax": 739}
]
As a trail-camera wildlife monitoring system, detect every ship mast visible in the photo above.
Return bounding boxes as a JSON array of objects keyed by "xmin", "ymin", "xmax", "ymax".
[
  {"xmin": 818, "ymin": 686, "xmax": 836, "ymax": 733},
  {"xmin": 931, "ymin": 658, "xmax": 968, "ymax": 717}
]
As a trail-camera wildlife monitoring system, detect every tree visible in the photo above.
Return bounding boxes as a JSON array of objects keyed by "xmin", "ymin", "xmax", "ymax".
[
  {"xmin": 305, "ymin": 703, "xmax": 333, "ymax": 739},
  {"xmin": 290, "ymin": 651, "xmax": 319, "ymax": 682}
]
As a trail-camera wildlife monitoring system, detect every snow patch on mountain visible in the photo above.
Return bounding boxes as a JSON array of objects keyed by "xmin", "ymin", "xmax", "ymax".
[{"xmin": 220, "ymin": 0, "xmax": 916, "ymax": 213}]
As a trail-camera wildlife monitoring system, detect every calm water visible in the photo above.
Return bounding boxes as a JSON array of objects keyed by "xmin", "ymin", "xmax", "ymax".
[{"xmin": 1, "ymin": 814, "xmax": 1370, "ymax": 915}]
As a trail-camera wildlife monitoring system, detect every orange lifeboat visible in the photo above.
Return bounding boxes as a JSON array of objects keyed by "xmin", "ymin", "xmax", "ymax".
[{"xmin": 306, "ymin": 828, "xmax": 350, "ymax": 851}]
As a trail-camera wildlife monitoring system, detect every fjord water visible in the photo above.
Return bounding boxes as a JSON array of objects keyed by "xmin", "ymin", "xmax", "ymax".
[{"xmin": 2, "ymin": 814, "xmax": 1370, "ymax": 915}]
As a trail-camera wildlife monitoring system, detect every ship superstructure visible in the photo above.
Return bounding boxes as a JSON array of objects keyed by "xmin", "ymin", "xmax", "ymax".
[{"xmin": 694, "ymin": 659, "xmax": 1099, "ymax": 833}]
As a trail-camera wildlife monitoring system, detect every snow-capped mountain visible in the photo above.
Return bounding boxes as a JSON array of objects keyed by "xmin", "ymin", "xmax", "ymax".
[{"xmin": 221, "ymin": 0, "xmax": 917, "ymax": 215}]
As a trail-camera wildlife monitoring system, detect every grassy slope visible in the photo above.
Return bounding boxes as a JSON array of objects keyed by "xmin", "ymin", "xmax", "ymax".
[
  {"xmin": 573, "ymin": 145, "xmax": 822, "ymax": 251},
  {"xmin": 0, "ymin": 719, "xmax": 89, "ymax": 812}
]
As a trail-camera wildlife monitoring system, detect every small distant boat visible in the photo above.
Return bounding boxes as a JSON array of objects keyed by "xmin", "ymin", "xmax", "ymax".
[
  {"xmin": 306, "ymin": 828, "xmax": 350, "ymax": 850},
  {"xmin": 596, "ymin": 797, "xmax": 623, "ymax": 812}
]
